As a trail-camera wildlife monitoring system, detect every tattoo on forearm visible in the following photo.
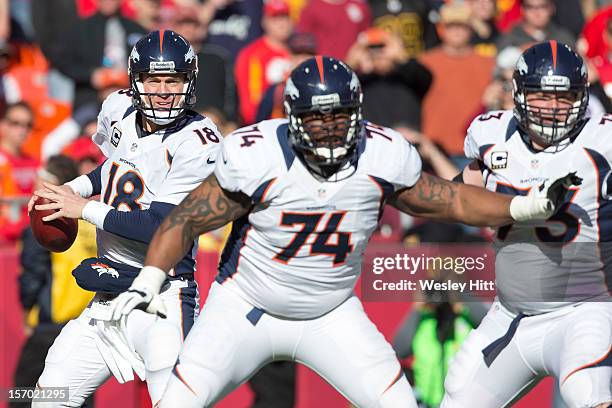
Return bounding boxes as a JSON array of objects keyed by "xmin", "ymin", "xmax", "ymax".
[
  {"xmin": 159, "ymin": 175, "xmax": 251, "ymax": 251},
  {"xmin": 392, "ymin": 172, "xmax": 458, "ymax": 216},
  {"xmin": 415, "ymin": 173, "xmax": 457, "ymax": 205}
]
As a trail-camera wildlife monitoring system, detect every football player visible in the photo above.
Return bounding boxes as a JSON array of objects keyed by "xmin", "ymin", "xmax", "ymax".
[
  {"xmin": 29, "ymin": 30, "xmax": 222, "ymax": 407},
  {"xmin": 112, "ymin": 56, "xmax": 572, "ymax": 407},
  {"xmin": 442, "ymin": 41, "xmax": 612, "ymax": 407}
]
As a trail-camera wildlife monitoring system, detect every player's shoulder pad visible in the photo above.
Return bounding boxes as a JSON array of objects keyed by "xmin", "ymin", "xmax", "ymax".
[
  {"xmin": 166, "ymin": 111, "xmax": 224, "ymax": 156},
  {"xmin": 215, "ymin": 119, "xmax": 292, "ymax": 197},
  {"xmin": 224, "ymin": 118, "xmax": 285, "ymax": 145},
  {"xmin": 92, "ymin": 89, "xmax": 134, "ymax": 157},
  {"xmin": 464, "ymin": 110, "xmax": 516, "ymax": 161},
  {"xmin": 361, "ymin": 121, "xmax": 410, "ymax": 157},
  {"xmin": 361, "ymin": 121, "xmax": 422, "ymax": 188},
  {"xmin": 100, "ymin": 89, "xmax": 135, "ymax": 120},
  {"xmin": 223, "ymin": 118, "xmax": 288, "ymax": 164},
  {"xmin": 581, "ymin": 113, "xmax": 612, "ymax": 142}
]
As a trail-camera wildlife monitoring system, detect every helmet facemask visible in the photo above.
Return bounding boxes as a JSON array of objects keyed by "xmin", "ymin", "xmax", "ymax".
[
  {"xmin": 130, "ymin": 70, "xmax": 197, "ymax": 126},
  {"xmin": 513, "ymin": 77, "xmax": 589, "ymax": 148},
  {"xmin": 286, "ymin": 101, "xmax": 363, "ymax": 180}
]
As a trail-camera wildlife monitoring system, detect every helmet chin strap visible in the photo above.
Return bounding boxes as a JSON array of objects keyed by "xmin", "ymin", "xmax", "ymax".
[
  {"xmin": 305, "ymin": 160, "xmax": 343, "ymax": 180},
  {"xmin": 144, "ymin": 114, "xmax": 178, "ymax": 126},
  {"xmin": 301, "ymin": 154, "xmax": 357, "ymax": 182},
  {"xmin": 290, "ymin": 133, "xmax": 359, "ymax": 182},
  {"xmin": 526, "ymin": 111, "xmax": 579, "ymax": 146},
  {"xmin": 520, "ymin": 121, "xmax": 576, "ymax": 154}
]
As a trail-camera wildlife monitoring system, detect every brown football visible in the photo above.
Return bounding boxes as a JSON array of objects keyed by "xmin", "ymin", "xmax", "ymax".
[{"xmin": 29, "ymin": 197, "xmax": 78, "ymax": 252}]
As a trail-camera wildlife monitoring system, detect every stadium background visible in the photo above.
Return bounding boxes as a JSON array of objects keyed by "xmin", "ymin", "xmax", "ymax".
[{"xmin": 1, "ymin": 0, "xmax": 610, "ymax": 406}]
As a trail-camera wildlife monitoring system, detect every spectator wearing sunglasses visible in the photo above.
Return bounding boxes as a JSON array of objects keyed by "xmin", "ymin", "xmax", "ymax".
[{"xmin": 0, "ymin": 101, "xmax": 38, "ymax": 243}]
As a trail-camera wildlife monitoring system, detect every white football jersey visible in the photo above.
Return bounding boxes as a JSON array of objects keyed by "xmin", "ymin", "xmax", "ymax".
[
  {"xmin": 214, "ymin": 119, "xmax": 422, "ymax": 319},
  {"xmin": 465, "ymin": 110, "xmax": 612, "ymax": 314},
  {"xmin": 92, "ymin": 89, "xmax": 222, "ymax": 271}
]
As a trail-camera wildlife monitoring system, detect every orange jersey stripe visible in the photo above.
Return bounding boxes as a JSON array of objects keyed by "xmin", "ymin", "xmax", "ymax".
[
  {"xmin": 174, "ymin": 365, "xmax": 197, "ymax": 396},
  {"xmin": 562, "ymin": 343, "xmax": 612, "ymax": 385}
]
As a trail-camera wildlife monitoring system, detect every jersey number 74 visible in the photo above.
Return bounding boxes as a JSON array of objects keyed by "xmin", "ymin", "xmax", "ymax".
[{"xmin": 273, "ymin": 212, "xmax": 354, "ymax": 266}]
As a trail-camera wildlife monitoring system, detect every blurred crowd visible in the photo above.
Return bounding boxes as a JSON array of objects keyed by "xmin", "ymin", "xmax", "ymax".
[
  {"xmin": 1, "ymin": 0, "xmax": 612, "ymax": 406},
  {"xmin": 2, "ymin": 0, "xmax": 612, "ymax": 248}
]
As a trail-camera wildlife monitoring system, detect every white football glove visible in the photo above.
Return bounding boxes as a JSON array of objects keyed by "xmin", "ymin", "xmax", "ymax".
[
  {"xmin": 110, "ymin": 266, "xmax": 168, "ymax": 321},
  {"xmin": 509, "ymin": 172, "xmax": 582, "ymax": 222}
]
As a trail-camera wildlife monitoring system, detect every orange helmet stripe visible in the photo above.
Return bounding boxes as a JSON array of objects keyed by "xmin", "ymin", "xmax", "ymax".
[
  {"xmin": 550, "ymin": 40, "xmax": 558, "ymax": 71},
  {"xmin": 159, "ymin": 29, "xmax": 165, "ymax": 55},
  {"xmin": 315, "ymin": 55, "xmax": 325, "ymax": 84}
]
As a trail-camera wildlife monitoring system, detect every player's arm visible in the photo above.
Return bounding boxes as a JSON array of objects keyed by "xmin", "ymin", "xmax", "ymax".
[
  {"xmin": 100, "ymin": 139, "xmax": 225, "ymax": 243},
  {"xmin": 453, "ymin": 160, "xmax": 485, "ymax": 186},
  {"xmin": 34, "ymin": 138, "xmax": 221, "ymax": 243},
  {"xmin": 389, "ymin": 172, "xmax": 514, "ymax": 226},
  {"xmin": 389, "ymin": 171, "xmax": 574, "ymax": 227},
  {"xmin": 110, "ymin": 174, "xmax": 251, "ymax": 320},
  {"xmin": 65, "ymin": 162, "xmax": 104, "ymax": 198},
  {"xmin": 145, "ymin": 174, "xmax": 251, "ymax": 272},
  {"xmin": 33, "ymin": 181, "xmax": 176, "ymax": 243}
]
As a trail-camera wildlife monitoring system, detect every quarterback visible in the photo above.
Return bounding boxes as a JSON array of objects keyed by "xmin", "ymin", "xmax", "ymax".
[{"xmin": 30, "ymin": 30, "xmax": 222, "ymax": 406}]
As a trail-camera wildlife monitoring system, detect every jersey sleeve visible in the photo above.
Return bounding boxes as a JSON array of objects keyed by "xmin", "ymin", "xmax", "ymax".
[
  {"xmin": 464, "ymin": 120, "xmax": 480, "ymax": 161},
  {"xmin": 463, "ymin": 110, "xmax": 511, "ymax": 162},
  {"xmin": 155, "ymin": 134, "xmax": 222, "ymax": 205},
  {"xmin": 393, "ymin": 135, "xmax": 422, "ymax": 190},
  {"xmin": 91, "ymin": 106, "xmax": 112, "ymax": 157},
  {"xmin": 365, "ymin": 124, "xmax": 423, "ymax": 191},
  {"xmin": 91, "ymin": 90, "xmax": 133, "ymax": 158}
]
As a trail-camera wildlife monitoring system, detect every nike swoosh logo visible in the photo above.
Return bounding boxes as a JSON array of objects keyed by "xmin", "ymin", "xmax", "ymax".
[{"xmin": 207, "ymin": 158, "xmax": 215, "ymax": 164}]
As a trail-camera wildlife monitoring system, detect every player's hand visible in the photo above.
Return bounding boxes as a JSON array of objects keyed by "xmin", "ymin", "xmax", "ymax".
[
  {"xmin": 34, "ymin": 182, "xmax": 87, "ymax": 221},
  {"xmin": 28, "ymin": 182, "xmax": 74, "ymax": 212},
  {"xmin": 27, "ymin": 193, "xmax": 39, "ymax": 213},
  {"xmin": 110, "ymin": 266, "xmax": 168, "ymax": 320},
  {"xmin": 510, "ymin": 172, "xmax": 582, "ymax": 222},
  {"xmin": 545, "ymin": 171, "xmax": 582, "ymax": 209},
  {"xmin": 111, "ymin": 287, "xmax": 167, "ymax": 320}
]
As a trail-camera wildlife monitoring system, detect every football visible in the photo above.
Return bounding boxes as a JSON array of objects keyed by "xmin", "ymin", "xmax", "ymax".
[{"xmin": 29, "ymin": 197, "xmax": 78, "ymax": 252}]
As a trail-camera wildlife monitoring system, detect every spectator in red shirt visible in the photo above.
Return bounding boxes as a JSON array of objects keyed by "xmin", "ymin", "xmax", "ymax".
[
  {"xmin": 256, "ymin": 32, "xmax": 318, "ymax": 122},
  {"xmin": 0, "ymin": 102, "xmax": 38, "ymax": 242},
  {"xmin": 0, "ymin": 102, "xmax": 38, "ymax": 195},
  {"xmin": 496, "ymin": 0, "xmax": 522, "ymax": 33},
  {"xmin": 298, "ymin": 0, "xmax": 371, "ymax": 60},
  {"xmin": 579, "ymin": 6, "xmax": 612, "ymax": 101},
  {"xmin": 234, "ymin": 0, "xmax": 293, "ymax": 125}
]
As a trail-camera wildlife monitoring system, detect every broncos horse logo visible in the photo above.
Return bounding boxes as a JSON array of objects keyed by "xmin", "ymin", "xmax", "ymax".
[{"xmin": 91, "ymin": 262, "xmax": 120, "ymax": 279}]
